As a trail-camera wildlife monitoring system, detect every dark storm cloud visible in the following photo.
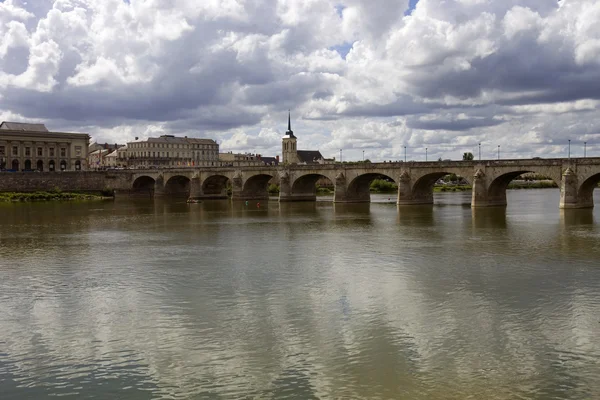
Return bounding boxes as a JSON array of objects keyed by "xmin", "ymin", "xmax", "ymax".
[
  {"xmin": 403, "ymin": 31, "xmax": 600, "ymax": 107},
  {"xmin": 341, "ymin": 95, "xmax": 430, "ymax": 117},
  {"xmin": 406, "ymin": 116, "xmax": 504, "ymax": 131}
]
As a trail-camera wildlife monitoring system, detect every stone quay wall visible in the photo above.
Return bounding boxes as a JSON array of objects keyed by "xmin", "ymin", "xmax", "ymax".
[{"xmin": 0, "ymin": 172, "xmax": 130, "ymax": 193}]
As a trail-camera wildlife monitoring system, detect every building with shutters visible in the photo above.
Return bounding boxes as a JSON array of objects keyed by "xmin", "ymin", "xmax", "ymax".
[{"xmin": 126, "ymin": 135, "xmax": 219, "ymax": 169}]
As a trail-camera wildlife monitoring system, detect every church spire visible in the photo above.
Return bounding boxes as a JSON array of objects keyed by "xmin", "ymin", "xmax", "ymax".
[{"xmin": 286, "ymin": 110, "xmax": 295, "ymax": 138}]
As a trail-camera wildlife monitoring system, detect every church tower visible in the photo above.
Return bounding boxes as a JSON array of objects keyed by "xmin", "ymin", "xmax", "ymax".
[{"xmin": 282, "ymin": 111, "xmax": 298, "ymax": 164}]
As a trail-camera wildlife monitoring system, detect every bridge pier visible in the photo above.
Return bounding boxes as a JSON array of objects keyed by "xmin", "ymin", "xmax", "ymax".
[
  {"xmin": 396, "ymin": 171, "xmax": 434, "ymax": 205},
  {"xmin": 188, "ymin": 176, "xmax": 203, "ymax": 200},
  {"xmin": 470, "ymin": 168, "xmax": 503, "ymax": 207},
  {"xmin": 560, "ymin": 167, "xmax": 593, "ymax": 209},
  {"xmin": 230, "ymin": 172, "xmax": 269, "ymax": 202},
  {"xmin": 332, "ymin": 171, "xmax": 370, "ymax": 203},
  {"xmin": 278, "ymin": 171, "xmax": 316, "ymax": 202},
  {"xmin": 154, "ymin": 175, "xmax": 165, "ymax": 198}
]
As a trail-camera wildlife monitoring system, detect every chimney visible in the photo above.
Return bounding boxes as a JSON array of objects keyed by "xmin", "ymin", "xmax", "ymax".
[{"xmin": 276, "ymin": 155, "xmax": 280, "ymax": 162}]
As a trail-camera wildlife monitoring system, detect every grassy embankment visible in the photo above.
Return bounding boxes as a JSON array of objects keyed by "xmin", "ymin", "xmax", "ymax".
[{"xmin": 0, "ymin": 189, "xmax": 114, "ymax": 202}]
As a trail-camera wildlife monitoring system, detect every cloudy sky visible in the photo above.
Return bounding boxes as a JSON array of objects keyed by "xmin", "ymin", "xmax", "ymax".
[{"xmin": 1, "ymin": 0, "xmax": 599, "ymax": 161}]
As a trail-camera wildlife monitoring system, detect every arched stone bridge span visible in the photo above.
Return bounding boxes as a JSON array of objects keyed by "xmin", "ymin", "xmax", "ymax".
[{"xmin": 113, "ymin": 158, "xmax": 600, "ymax": 209}]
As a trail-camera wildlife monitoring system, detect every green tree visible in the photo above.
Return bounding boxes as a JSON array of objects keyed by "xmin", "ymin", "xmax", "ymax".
[{"xmin": 463, "ymin": 152, "xmax": 474, "ymax": 161}]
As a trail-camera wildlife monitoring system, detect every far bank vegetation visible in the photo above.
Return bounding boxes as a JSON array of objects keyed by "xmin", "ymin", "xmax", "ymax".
[{"xmin": 0, "ymin": 188, "xmax": 113, "ymax": 202}]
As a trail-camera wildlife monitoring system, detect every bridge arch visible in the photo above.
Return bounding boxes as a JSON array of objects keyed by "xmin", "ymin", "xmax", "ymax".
[
  {"xmin": 345, "ymin": 172, "xmax": 397, "ymax": 203},
  {"xmin": 202, "ymin": 174, "xmax": 230, "ymax": 199},
  {"xmin": 395, "ymin": 167, "xmax": 473, "ymax": 205},
  {"xmin": 282, "ymin": 172, "xmax": 336, "ymax": 202},
  {"xmin": 235, "ymin": 173, "xmax": 274, "ymax": 201},
  {"xmin": 574, "ymin": 172, "xmax": 600, "ymax": 208},
  {"xmin": 411, "ymin": 171, "xmax": 472, "ymax": 204},
  {"xmin": 164, "ymin": 175, "xmax": 191, "ymax": 196},
  {"xmin": 132, "ymin": 176, "xmax": 156, "ymax": 196},
  {"xmin": 484, "ymin": 169, "xmax": 560, "ymax": 207}
]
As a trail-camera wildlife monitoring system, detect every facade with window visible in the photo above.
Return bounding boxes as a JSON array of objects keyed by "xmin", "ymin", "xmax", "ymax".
[
  {"xmin": 126, "ymin": 135, "xmax": 219, "ymax": 169},
  {"xmin": 87, "ymin": 149, "xmax": 111, "ymax": 170},
  {"xmin": 219, "ymin": 152, "xmax": 265, "ymax": 167},
  {"xmin": 0, "ymin": 121, "xmax": 90, "ymax": 171}
]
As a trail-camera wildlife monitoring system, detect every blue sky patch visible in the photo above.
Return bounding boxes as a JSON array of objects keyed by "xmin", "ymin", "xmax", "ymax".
[
  {"xmin": 331, "ymin": 42, "xmax": 353, "ymax": 59},
  {"xmin": 405, "ymin": 0, "xmax": 419, "ymax": 16}
]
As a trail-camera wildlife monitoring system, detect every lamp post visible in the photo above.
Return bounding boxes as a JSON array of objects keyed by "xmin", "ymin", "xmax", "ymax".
[
  {"xmin": 568, "ymin": 139, "xmax": 571, "ymax": 159},
  {"xmin": 404, "ymin": 146, "xmax": 407, "ymax": 162},
  {"xmin": 497, "ymin": 145, "xmax": 500, "ymax": 160},
  {"xmin": 584, "ymin": 141, "xmax": 587, "ymax": 158},
  {"xmin": 425, "ymin": 147, "xmax": 428, "ymax": 162},
  {"xmin": 478, "ymin": 143, "xmax": 481, "ymax": 161},
  {"xmin": 340, "ymin": 149, "xmax": 342, "ymax": 163},
  {"xmin": 362, "ymin": 150, "xmax": 364, "ymax": 161}
]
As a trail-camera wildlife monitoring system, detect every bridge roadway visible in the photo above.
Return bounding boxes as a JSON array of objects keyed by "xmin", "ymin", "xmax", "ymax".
[{"xmin": 112, "ymin": 157, "xmax": 600, "ymax": 208}]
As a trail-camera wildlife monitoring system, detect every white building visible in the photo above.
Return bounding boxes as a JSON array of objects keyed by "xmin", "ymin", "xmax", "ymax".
[{"xmin": 126, "ymin": 135, "xmax": 219, "ymax": 168}]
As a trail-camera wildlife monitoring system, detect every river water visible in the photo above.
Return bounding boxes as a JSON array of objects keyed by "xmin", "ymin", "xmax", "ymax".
[{"xmin": 0, "ymin": 190, "xmax": 599, "ymax": 399}]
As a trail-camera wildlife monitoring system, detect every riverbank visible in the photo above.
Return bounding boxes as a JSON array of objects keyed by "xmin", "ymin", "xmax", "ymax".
[{"xmin": 0, "ymin": 190, "xmax": 113, "ymax": 202}]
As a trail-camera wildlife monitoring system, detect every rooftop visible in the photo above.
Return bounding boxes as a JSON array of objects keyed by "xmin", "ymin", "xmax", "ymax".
[
  {"xmin": 134, "ymin": 135, "xmax": 217, "ymax": 145},
  {"xmin": 297, "ymin": 150, "xmax": 324, "ymax": 164},
  {"xmin": 0, "ymin": 121, "xmax": 49, "ymax": 132}
]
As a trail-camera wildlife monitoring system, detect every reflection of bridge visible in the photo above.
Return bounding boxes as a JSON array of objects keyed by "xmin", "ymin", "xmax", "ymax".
[{"xmin": 119, "ymin": 158, "xmax": 600, "ymax": 208}]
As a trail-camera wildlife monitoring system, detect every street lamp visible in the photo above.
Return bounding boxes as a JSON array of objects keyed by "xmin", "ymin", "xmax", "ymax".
[
  {"xmin": 340, "ymin": 149, "xmax": 342, "ymax": 163},
  {"xmin": 568, "ymin": 139, "xmax": 571, "ymax": 159},
  {"xmin": 478, "ymin": 143, "xmax": 481, "ymax": 161},
  {"xmin": 584, "ymin": 141, "xmax": 587, "ymax": 158},
  {"xmin": 497, "ymin": 145, "xmax": 500, "ymax": 160},
  {"xmin": 404, "ymin": 146, "xmax": 407, "ymax": 162},
  {"xmin": 425, "ymin": 147, "xmax": 428, "ymax": 162},
  {"xmin": 362, "ymin": 150, "xmax": 365, "ymax": 161}
]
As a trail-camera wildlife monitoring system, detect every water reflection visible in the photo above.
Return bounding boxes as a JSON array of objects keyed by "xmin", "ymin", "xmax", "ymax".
[
  {"xmin": 471, "ymin": 207, "xmax": 507, "ymax": 229},
  {"xmin": 397, "ymin": 205, "xmax": 434, "ymax": 226},
  {"xmin": 560, "ymin": 208, "xmax": 595, "ymax": 226},
  {"xmin": 0, "ymin": 192, "xmax": 599, "ymax": 399}
]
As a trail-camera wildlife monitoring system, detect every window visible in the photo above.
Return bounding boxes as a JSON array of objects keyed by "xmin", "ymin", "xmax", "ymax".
[
  {"xmin": 12, "ymin": 146, "xmax": 18, "ymax": 156},
  {"xmin": 37, "ymin": 147, "xmax": 43, "ymax": 156},
  {"xmin": 0, "ymin": 146, "xmax": 4, "ymax": 156},
  {"xmin": 25, "ymin": 147, "xmax": 31, "ymax": 156},
  {"xmin": 75, "ymin": 146, "xmax": 81, "ymax": 157},
  {"xmin": 49, "ymin": 148, "xmax": 55, "ymax": 157},
  {"xmin": 60, "ymin": 148, "xmax": 66, "ymax": 157}
]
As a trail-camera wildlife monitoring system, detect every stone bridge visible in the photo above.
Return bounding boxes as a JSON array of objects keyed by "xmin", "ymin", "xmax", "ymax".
[{"xmin": 109, "ymin": 157, "xmax": 600, "ymax": 208}]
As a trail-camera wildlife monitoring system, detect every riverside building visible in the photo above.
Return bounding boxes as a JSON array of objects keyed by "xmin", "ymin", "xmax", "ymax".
[
  {"xmin": 219, "ymin": 152, "xmax": 265, "ymax": 167},
  {"xmin": 0, "ymin": 121, "xmax": 90, "ymax": 171},
  {"xmin": 126, "ymin": 135, "xmax": 219, "ymax": 169}
]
